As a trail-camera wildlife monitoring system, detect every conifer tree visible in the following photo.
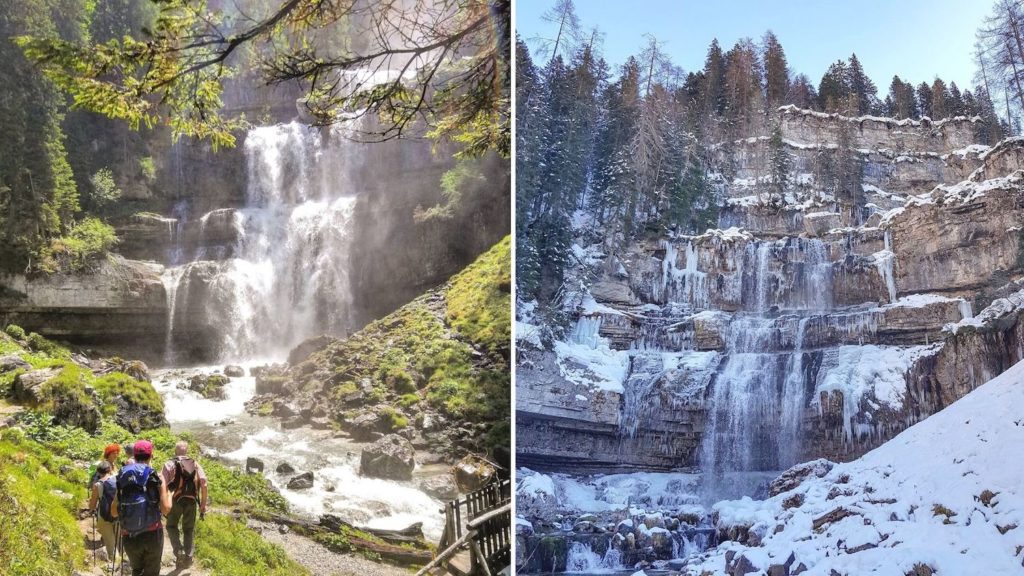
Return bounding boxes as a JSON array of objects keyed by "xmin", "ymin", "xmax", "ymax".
[{"xmin": 762, "ymin": 31, "xmax": 790, "ymax": 110}]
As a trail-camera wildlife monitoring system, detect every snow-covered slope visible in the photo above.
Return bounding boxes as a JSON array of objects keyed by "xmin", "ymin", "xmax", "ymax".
[{"xmin": 683, "ymin": 359, "xmax": 1024, "ymax": 575}]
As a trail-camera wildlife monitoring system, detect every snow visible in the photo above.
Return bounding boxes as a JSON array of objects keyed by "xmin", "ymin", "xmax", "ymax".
[
  {"xmin": 814, "ymin": 345, "xmax": 938, "ymax": 439},
  {"xmin": 936, "ymin": 172, "xmax": 1024, "ymax": 204},
  {"xmin": 871, "ymin": 293, "xmax": 960, "ymax": 310},
  {"xmin": 686, "ymin": 358, "xmax": 1024, "ymax": 575},
  {"xmin": 516, "ymin": 470, "xmax": 704, "ymax": 515},
  {"xmin": 945, "ymin": 286, "xmax": 1024, "ymax": 335},
  {"xmin": 515, "ymin": 321, "xmax": 542, "ymax": 347},
  {"xmin": 517, "ymin": 470, "xmax": 555, "ymax": 497},
  {"xmin": 553, "ymin": 337, "xmax": 630, "ymax": 393}
]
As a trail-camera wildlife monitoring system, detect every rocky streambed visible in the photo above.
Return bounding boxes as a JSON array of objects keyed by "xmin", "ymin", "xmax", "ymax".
[{"xmin": 152, "ymin": 362, "xmax": 460, "ymax": 541}]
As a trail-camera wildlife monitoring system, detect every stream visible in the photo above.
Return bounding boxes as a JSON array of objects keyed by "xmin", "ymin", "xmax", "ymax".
[{"xmin": 151, "ymin": 363, "xmax": 447, "ymax": 541}]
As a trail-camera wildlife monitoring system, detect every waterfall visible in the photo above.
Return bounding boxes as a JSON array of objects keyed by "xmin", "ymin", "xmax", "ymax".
[
  {"xmin": 161, "ymin": 266, "xmax": 186, "ymax": 365},
  {"xmin": 875, "ymin": 229, "xmax": 898, "ymax": 303},
  {"xmin": 162, "ymin": 121, "xmax": 362, "ymax": 362},
  {"xmin": 565, "ymin": 542, "xmax": 603, "ymax": 572},
  {"xmin": 700, "ymin": 238, "xmax": 831, "ymax": 500}
]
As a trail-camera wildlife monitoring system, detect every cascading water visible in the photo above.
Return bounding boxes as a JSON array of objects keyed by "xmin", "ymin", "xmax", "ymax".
[
  {"xmin": 163, "ymin": 121, "xmax": 362, "ymax": 361},
  {"xmin": 700, "ymin": 238, "xmax": 832, "ymax": 500}
]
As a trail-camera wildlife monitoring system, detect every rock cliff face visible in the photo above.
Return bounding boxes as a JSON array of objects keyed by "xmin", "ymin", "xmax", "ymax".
[
  {"xmin": 1, "ymin": 111, "xmax": 509, "ymax": 362},
  {"xmin": 0, "ymin": 257, "xmax": 168, "ymax": 359},
  {"xmin": 516, "ymin": 107, "xmax": 1024, "ymax": 478}
]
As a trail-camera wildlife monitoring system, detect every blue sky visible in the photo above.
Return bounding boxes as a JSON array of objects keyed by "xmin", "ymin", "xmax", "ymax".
[{"xmin": 516, "ymin": 0, "xmax": 993, "ymax": 93}]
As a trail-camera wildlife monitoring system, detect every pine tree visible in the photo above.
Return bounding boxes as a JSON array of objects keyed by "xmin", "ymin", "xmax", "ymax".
[
  {"xmin": 949, "ymin": 81, "xmax": 966, "ymax": 116},
  {"xmin": 700, "ymin": 39, "xmax": 727, "ymax": 117},
  {"xmin": 724, "ymin": 38, "xmax": 764, "ymax": 135},
  {"xmin": 886, "ymin": 76, "xmax": 918, "ymax": 119},
  {"xmin": 766, "ymin": 125, "xmax": 791, "ymax": 205},
  {"xmin": 818, "ymin": 60, "xmax": 851, "ymax": 112},
  {"xmin": 931, "ymin": 78, "xmax": 952, "ymax": 119},
  {"xmin": 917, "ymin": 82, "xmax": 934, "ymax": 118},
  {"xmin": 847, "ymin": 54, "xmax": 878, "ymax": 114},
  {"xmin": 787, "ymin": 74, "xmax": 819, "ymax": 109},
  {"xmin": 762, "ymin": 31, "xmax": 790, "ymax": 110}
]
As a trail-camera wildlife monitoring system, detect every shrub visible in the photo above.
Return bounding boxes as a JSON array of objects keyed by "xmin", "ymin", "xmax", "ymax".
[
  {"xmin": 138, "ymin": 157, "xmax": 157, "ymax": 182},
  {"xmin": 26, "ymin": 332, "xmax": 70, "ymax": 360},
  {"xmin": 35, "ymin": 217, "xmax": 117, "ymax": 273},
  {"xmin": 88, "ymin": 168, "xmax": 122, "ymax": 208},
  {"xmin": 4, "ymin": 324, "xmax": 26, "ymax": 340}
]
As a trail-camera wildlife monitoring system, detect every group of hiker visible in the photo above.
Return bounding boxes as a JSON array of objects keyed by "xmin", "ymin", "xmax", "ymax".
[{"xmin": 87, "ymin": 439, "xmax": 209, "ymax": 575}]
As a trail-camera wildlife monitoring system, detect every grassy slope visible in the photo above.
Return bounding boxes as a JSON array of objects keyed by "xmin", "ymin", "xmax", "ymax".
[
  {"xmin": 0, "ymin": 331, "xmax": 308, "ymax": 576},
  {"xmin": 298, "ymin": 235, "xmax": 511, "ymax": 455}
]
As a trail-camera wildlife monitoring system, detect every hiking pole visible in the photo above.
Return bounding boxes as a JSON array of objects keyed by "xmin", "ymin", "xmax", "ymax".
[{"xmin": 92, "ymin": 510, "xmax": 97, "ymax": 566}]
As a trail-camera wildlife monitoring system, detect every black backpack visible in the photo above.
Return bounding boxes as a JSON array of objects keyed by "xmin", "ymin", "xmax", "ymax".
[{"xmin": 167, "ymin": 457, "xmax": 198, "ymax": 501}]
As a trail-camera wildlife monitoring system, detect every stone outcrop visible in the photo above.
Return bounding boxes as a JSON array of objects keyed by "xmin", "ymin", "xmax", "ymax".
[{"xmin": 0, "ymin": 256, "xmax": 167, "ymax": 361}]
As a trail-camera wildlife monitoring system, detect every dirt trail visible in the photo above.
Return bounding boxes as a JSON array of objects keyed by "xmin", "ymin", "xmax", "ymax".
[{"xmin": 77, "ymin": 514, "xmax": 210, "ymax": 576}]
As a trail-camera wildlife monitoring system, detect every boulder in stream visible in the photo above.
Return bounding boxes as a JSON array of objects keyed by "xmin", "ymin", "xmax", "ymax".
[
  {"xmin": 287, "ymin": 471, "xmax": 314, "ymax": 490},
  {"xmin": 276, "ymin": 462, "xmax": 296, "ymax": 475},
  {"xmin": 246, "ymin": 457, "xmax": 265, "ymax": 475},
  {"xmin": 224, "ymin": 365, "xmax": 245, "ymax": 378},
  {"xmin": 417, "ymin": 475, "xmax": 459, "ymax": 500},
  {"xmin": 360, "ymin": 434, "xmax": 415, "ymax": 480},
  {"xmin": 185, "ymin": 374, "xmax": 229, "ymax": 400}
]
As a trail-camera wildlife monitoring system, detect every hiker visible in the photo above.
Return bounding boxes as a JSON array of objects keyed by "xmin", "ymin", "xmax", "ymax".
[
  {"xmin": 87, "ymin": 460, "xmax": 118, "ymax": 561},
  {"xmin": 122, "ymin": 442, "xmax": 135, "ymax": 466},
  {"xmin": 161, "ymin": 440, "xmax": 208, "ymax": 569},
  {"xmin": 88, "ymin": 443, "xmax": 121, "ymax": 488},
  {"xmin": 111, "ymin": 440, "xmax": 171, "ymax": 576}
]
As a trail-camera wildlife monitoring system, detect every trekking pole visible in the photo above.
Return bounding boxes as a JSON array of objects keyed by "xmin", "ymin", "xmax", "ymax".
[{"xmin": 92, "ymin": 510, "xmax": 97, "ymax": 566}]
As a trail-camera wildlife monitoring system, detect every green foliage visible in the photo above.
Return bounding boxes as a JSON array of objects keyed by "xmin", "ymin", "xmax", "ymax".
[
  {"xmin": 4, "ymin": 325, "xmax": 26, "ymax": 341},
  {"xmin": 379, "ymin": 406, "xmax": 408, "ymax": 430},
  {"xmin": 311, "ymin": 524, "xmax": 387, "ymax": 562},
  {"xmin": 92, "ymin": 372, "xmax": 165, "ymax": 419},
  {"xmin": 87, "ymin": 167, "xmax": 122, "ymax": 208},
  {"xmin": 398, "ymin": 393, "xmax": 420, "ymax": 409},
  {"xmin": 204, "ymin": 461, "xmax": 288, "ymax": 515},
  {"xmin": 34, "ymin": 217, "xmax": 117, "ymax": 273},
  {"xmin": 25, "ymin": 331, "xmax": 70, "ymax": 359},
  {"xmin": 445, "ymin": 236, "xmax": 511, "ymax": 358},
  {"xmin": 0, "ymin": 428, "xmax": 86, "ymax": 575},
  {"xmin": 15, "ymin": 410, "xmax": 95, "ymax": 462},
  {"xmin": 194, "ymin": 514, "xmax": 309, "ymax": 576},
  {"xmin": 138, "ymin": 156, "xmax": 156, "ymax": 182},
  {"xmin": 414, "ymin": 158, "xmax": 488, "ymax": 222}
]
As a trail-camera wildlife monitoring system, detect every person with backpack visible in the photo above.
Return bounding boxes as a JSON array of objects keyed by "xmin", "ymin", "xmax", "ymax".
[
  {"xmin": 87, "ymin": 443, "xmax": 121, "ymax": 489},
  {"xmin": 110, "ymin": 440, "xmax": 171, "ymax": 576},
  {"xmin": 87, "ymin": 460, "xmax": 118, "ymax": 561},
  {"xmin": 161, "ymin": 440, "xmax": 208, "ymax": 569}
]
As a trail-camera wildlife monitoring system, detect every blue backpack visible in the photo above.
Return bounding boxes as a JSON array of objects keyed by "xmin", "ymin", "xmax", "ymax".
[
  {"xmin": 97, "ymin": 476, "xmax": 117, "ymax": 523},
  {"xmin": 116, "ymin": 463, "xmax": 162, "ymax": 536}
]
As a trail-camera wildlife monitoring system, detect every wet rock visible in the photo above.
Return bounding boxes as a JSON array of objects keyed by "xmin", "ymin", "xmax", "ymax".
[
  {"xmin": 224, "ymin": 365, "xmax": 244, "ymax": 378},
  {"xmin": 246, "ymin": 457, "xmax": 265, "ymax": 475},
  {"xmin": 281, "ymin": 416, "xmax": 305, "ymax": 430},
  {"xmin": 347, "ymin": 410, "xmax": 388, "ymax": 442},
  {"xmin": 287, "ymin": 334, "xmax": 337, "ymax": 366},
  {"xmin": 287, "ymin": 471, "xmax": 314, "ymax": 490},
  {"xmin": 452, "ymin": 455, "xmax": 496, "ymax": 492},
  {"xmin": 417, "ymin": 475, "xmax": 458, "ymax": 500},
  {"xmin": 185, "ymin": 374, "xmax": 229, "ymax": 400},
  {"xmin": 360, "ymin": 434, "xmax": 415, "ymax": 480},
  {"xmin": 276, "ymin": 462, "xmax": 296, "ymax": 475}
]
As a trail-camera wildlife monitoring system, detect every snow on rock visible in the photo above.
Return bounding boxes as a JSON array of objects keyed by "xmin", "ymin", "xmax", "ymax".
[
  {"xmin": 814, "ymin": 344, "xmax": 938, "ymax": 440},
  {"xmin": 553, "ymin": 338, "xmax": 629, "ymax": 393},
  {"xmin": 945, "ymin": 286, "xmax": 1024, "ymax": 335},
  {"xmin": 683, "ymin": 358, "xmax": 1024, "ymax": 575}
]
